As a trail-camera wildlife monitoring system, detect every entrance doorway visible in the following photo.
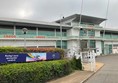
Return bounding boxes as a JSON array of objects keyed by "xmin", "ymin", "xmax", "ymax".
[{"xmin": 80, "ymin": 40, "xmax": 87, "ymax": 51}]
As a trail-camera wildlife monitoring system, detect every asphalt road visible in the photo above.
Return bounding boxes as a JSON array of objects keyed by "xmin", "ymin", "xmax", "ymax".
[{"xmin": 85, "ymin": 55, "xmax": 118, "ymax": 83}]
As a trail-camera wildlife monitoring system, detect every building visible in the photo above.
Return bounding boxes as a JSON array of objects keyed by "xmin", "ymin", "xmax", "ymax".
[
  {"xmin": 0, "ymin": 17, "xmax": 71, "ymax": 49},
  {"xmin": 0, "ymin": 14, "xmax": 118, "ymax": 55}
]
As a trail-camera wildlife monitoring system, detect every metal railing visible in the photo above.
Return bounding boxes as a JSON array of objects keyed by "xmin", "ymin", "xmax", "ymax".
[
  {"xmin": 1, "ymin": 34, "xmax": 118, "ymax": 41},
  {"xmin": 73, "ymin": 24, "xmax": 102, "ymax": 28}
]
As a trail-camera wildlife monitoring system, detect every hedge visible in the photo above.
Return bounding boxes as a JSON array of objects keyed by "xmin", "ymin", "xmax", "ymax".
[
  {"xmin": 0, "ymin": 60, "xmax": 73, "ymax": 83},
  {"xmin": 0, "ymin": 47, "xmax": 64, "ymax": 58},
  {"xmin": 26, "ymin": 48, "xmax": 64, "ymax": 58},
  {"xmin": 70, "ymin": 56, "xmax": 82, "ymax": 70},
  {"xmin": 0, "ymin": 47, "xmax": 26, "ymax": 53},
  {"xmin": 0, "ymin": 58, "xmax": 82, "ymax": 83}
]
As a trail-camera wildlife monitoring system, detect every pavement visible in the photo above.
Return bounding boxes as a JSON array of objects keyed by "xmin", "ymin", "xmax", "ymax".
[
  {"xmin": 47, "ymin": 62, "xmax": 104, "ymax": 83},
  {"xmin": 85, "ymin": 55, "xmax": 118, "ymax": 83}
]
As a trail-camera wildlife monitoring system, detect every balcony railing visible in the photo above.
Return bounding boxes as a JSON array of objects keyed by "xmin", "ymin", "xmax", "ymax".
[
  {"xmin": 1, "ymin": 34, "xmax": 118, "ymax": 41},
  {"xmin": 0, "ymin": 35, "xmax": 68, "ymax": 40},
  {"xmin": 73, "ymin": 24, "xmax": 102, "ymax": 28}
]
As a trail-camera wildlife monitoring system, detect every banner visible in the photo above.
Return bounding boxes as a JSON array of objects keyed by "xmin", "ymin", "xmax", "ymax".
[
  {"xmin": 0, "ymin": 53, "xmax": 27, "ymax": 63},
  {"xmin": 47, "ymin": 52, "xmax": 60, "ymax": 60},
  {"xmin": 26, "ymin": 53, "xmax": 46, "ymax": 62},
  {"xmin": 0, "ymin": 52, "xmax": 61, "ymax": 63}
]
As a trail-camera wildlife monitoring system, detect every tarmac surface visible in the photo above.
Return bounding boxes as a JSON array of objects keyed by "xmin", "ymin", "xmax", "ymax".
[{"xmin": 85, "ymin": 55, "xmax": 118, "ymax": 83}]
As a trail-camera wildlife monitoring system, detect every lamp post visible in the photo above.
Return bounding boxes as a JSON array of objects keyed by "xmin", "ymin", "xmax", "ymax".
[
  {"xmin": 22, "ymin": 28, "xmax": 28, "ymax": 48},
  {"xmin": 60, "ymin": 17, "xmax": 64, "ymax": 49},
  {"xmin": 60, "ymin": 24, "xmax": 62, "ymax": 49},
  {"xmin": 79, "ymin": 0, "xmax": 84, "ymax": 52}
]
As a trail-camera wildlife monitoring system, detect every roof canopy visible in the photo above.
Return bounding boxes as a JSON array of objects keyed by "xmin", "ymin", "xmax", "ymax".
[
  {"xmin": 55, "ymin": 14, "xmax": 106, "ymax": 25},
  {"xmin": 0, "ymin": 18, "xmax": 72, "ymax": 29}
]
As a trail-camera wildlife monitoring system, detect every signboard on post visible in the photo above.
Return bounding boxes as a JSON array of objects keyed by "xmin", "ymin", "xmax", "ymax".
[{"xmin": 81, "ymin": 50, "xmax": 96, "ymax": 72}]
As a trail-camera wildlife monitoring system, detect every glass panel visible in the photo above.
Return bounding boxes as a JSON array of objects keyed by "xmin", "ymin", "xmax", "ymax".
[
  {"xmin": 109, "ymin": 45, "xmax": 112, "ymax": 54},
  {"xmin": 88, "ymin": 30, "xmax": 95, "ymax": 36},
  {"xmin": 56, "ymin": 32, "xmax": 67, "ymax": 37},
  {"xmin": 0, "ymin": 26, "xmax": 14, "ymax": 35},
  {"xmin": 16, "ymin": 29, "xmax": 22, "ymax": 35},
  {"xmin": 101, "ymin": 41, "xmax": 104, "ymax": 54},
  {"xmin": 89, "ymin": 40, "xmax": 95, "ymax": 48},
  {"xmin": 105, "ymin": 34, "xmax": 111, "ymax": 38},
  {"xmin": 16, "ymin": 29, "xmax": 36, "ymax": 36},
  {"xmin": 104, "ymin": 44, "xmax": 112, "ymax": 54},
  {"xmin": 38, "ymin": 31, "xmax": 55, "ymax": 36},
  {"xmin": 80, "ymin": 29, "xmax": 87, "ymax": 36},
  {"xmin": 104, "ymin": 44, "xmax": 109, "ymax": 55},
  {"xmin": 56, "ymin": 41, "xmax": 67, "ymax": 49},
  {"xmin": 112, "ymin": 35, "xmax": 118, "ymax": 39}
]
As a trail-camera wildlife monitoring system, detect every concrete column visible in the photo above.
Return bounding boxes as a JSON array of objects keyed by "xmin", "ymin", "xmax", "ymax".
[
  {"xmin": 14, "ymin": 25, "xmax": 16, "ymax": 35},
  {"xmin": 55, "ymin": 29, "xmax": 56, "ymax": 37},
  {"xmin": 96, "ymin": 41, "xmax": 102, "ymax": 55},
  {"xmin": 55, "ymin": 40, "xmax": 57, "ymax": 48},
  {"xmin": 36, "ymin": 27, "xmax": 38, "ymax": 36}
]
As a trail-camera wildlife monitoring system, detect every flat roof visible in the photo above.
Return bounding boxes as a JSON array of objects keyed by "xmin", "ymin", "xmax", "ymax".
[
  {"xmin": 101, "ymin": 28, "xmax": 118, "ymax": 33},
  {"xmin": 55, "ymin": 14, "xmax": 106, "ymax": 25},
  {"xmin": 0, "ymin": 17, "xmax": 72, "ymax": 29}
]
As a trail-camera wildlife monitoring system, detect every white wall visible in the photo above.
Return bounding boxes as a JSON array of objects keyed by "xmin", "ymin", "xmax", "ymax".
[
  {"xmin": 96, "ymin": 41, "xmax": 102, "ymax": 55},
  {"xmin": 61, "ymin": 18, "xmax": 75, "ymax": 25},
  {"xmin": 71, "ymin": 22, "xmax": 79, "ymax": 26},
  {"xmin": 67, "ymin": 40, "xmax": 80, "ymax": 57},
  {"xmin": 95, "ymin": 31, "xmax": 100, "ymax": 37},
  {"xmin": 67, "ymin": 29, "xmax": 72, "ymax": 36},
  {"xmin": 67, "ymin": 28, "xmax": 79, "ymax": 36},
  {"xmin": 104, "ymin": 41, "xmax": 118, "ymax": 45},
  {"xmin": 104, "ymin": 41, "xmax": 118, "ymax": 54},
  {"xmin": 0, "ymin": 40, "xmax": 56, "ymax": 47},
  {"xmin": 67, "ymin": 40, "xmax": 79, "ymax": 49}
]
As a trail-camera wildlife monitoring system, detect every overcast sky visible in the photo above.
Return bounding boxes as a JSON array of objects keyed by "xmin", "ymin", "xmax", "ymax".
[{"xmin": 0, "ymin": 0, "xmax": 117, "ymax": 28}]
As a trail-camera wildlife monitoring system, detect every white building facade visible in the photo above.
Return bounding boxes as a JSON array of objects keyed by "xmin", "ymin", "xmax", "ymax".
[{"xmin": 0, "ymin": 14, "xmax": 118, "ymax": 55}]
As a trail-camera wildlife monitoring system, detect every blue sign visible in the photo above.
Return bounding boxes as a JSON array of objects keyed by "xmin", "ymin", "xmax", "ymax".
[
  {"xmin": 0, "ymin": 53, "xmax": 27, "ymax": 63},
  {"xmin": 47, "ymin": 52, "xmax": 60, "ymax": 60},
  {"xmin": 0, "ymin": 52, "xmax": 61, "ymax": 63}
]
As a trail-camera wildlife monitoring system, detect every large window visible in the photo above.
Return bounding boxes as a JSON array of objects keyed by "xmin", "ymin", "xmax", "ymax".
[
  {"xmin": 56, "ymin": 41, "xmax": 67, "ymax": 49},
  {"xmin": 38, "ymin": 31, "xmax": 55, "ymax": 36},
  {"xmin": 16, "ymin": 26, "xmax": 36, "ymax": 36},
  {"xmin": 88, "ymin": 30, "xmax": 95, "ymax": 36},
  {"xmin": 0, "ymin": 25, "xmax": 67, "ymax": 38},
  {"xmin": 89, "ymin": 40, "xmax": 95, "ymax": 48},
  {"xmin": 100, "ymin": 32, "xmax": 118, "ymax": 39},
  {"xmin": 80, "ymin": 29, "xmax": 87, "ymax": 36},
  {"xmin": 0, "ymin": 25, "xmax": 14, "ymax": 35}
]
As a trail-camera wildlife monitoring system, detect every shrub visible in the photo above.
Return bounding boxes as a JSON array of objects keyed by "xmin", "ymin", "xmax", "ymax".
[
  {"xmin": 0, "ymin": 47, "xmax": 26, "ymax": 53},
  {"xmin": 0, "ymin": 47, "xmax": 64, "ymax": 58},
  {"xmin": 0, "ymin": 60, "xmax": 73, "ymax": 83},
  {"xmin": 26, "ymin": 48, "xmax": 64, "ymax": 58},
  {"xmin": 76, "ymin": 58, "xmax": 82, "ymax": 70},
  {"xmin": 70, "ymin": 56, "xmax": 82, "ymax": 70}
]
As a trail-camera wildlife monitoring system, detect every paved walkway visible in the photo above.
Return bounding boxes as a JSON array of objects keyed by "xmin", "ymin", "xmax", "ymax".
[
  {"xmin": 85, "ymin": 55, "xmax": 118, "ymax": 83},
  {"xmin": 47, "ymin": 62, "xmax": 104, "ymax": 83}
]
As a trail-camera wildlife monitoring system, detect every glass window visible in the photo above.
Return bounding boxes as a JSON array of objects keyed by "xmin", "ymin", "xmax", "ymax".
[
  {"xmin": 80, "ymin": 29, "xmax": 87, "ymax": 36},
  {"xmin": 56, "ymin": 41, "xmax": 67, "ymax": 49},
  {"xmin": 0, "ymin": 25, "xmax": 14, "ymax": 35},
  {"xmin": 89, "ymin": 40, "xmax": 95, "ymax": 48},
  {"xmin": 88, "ymin": 30, "xmax": 95, "ymax": 36}
]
